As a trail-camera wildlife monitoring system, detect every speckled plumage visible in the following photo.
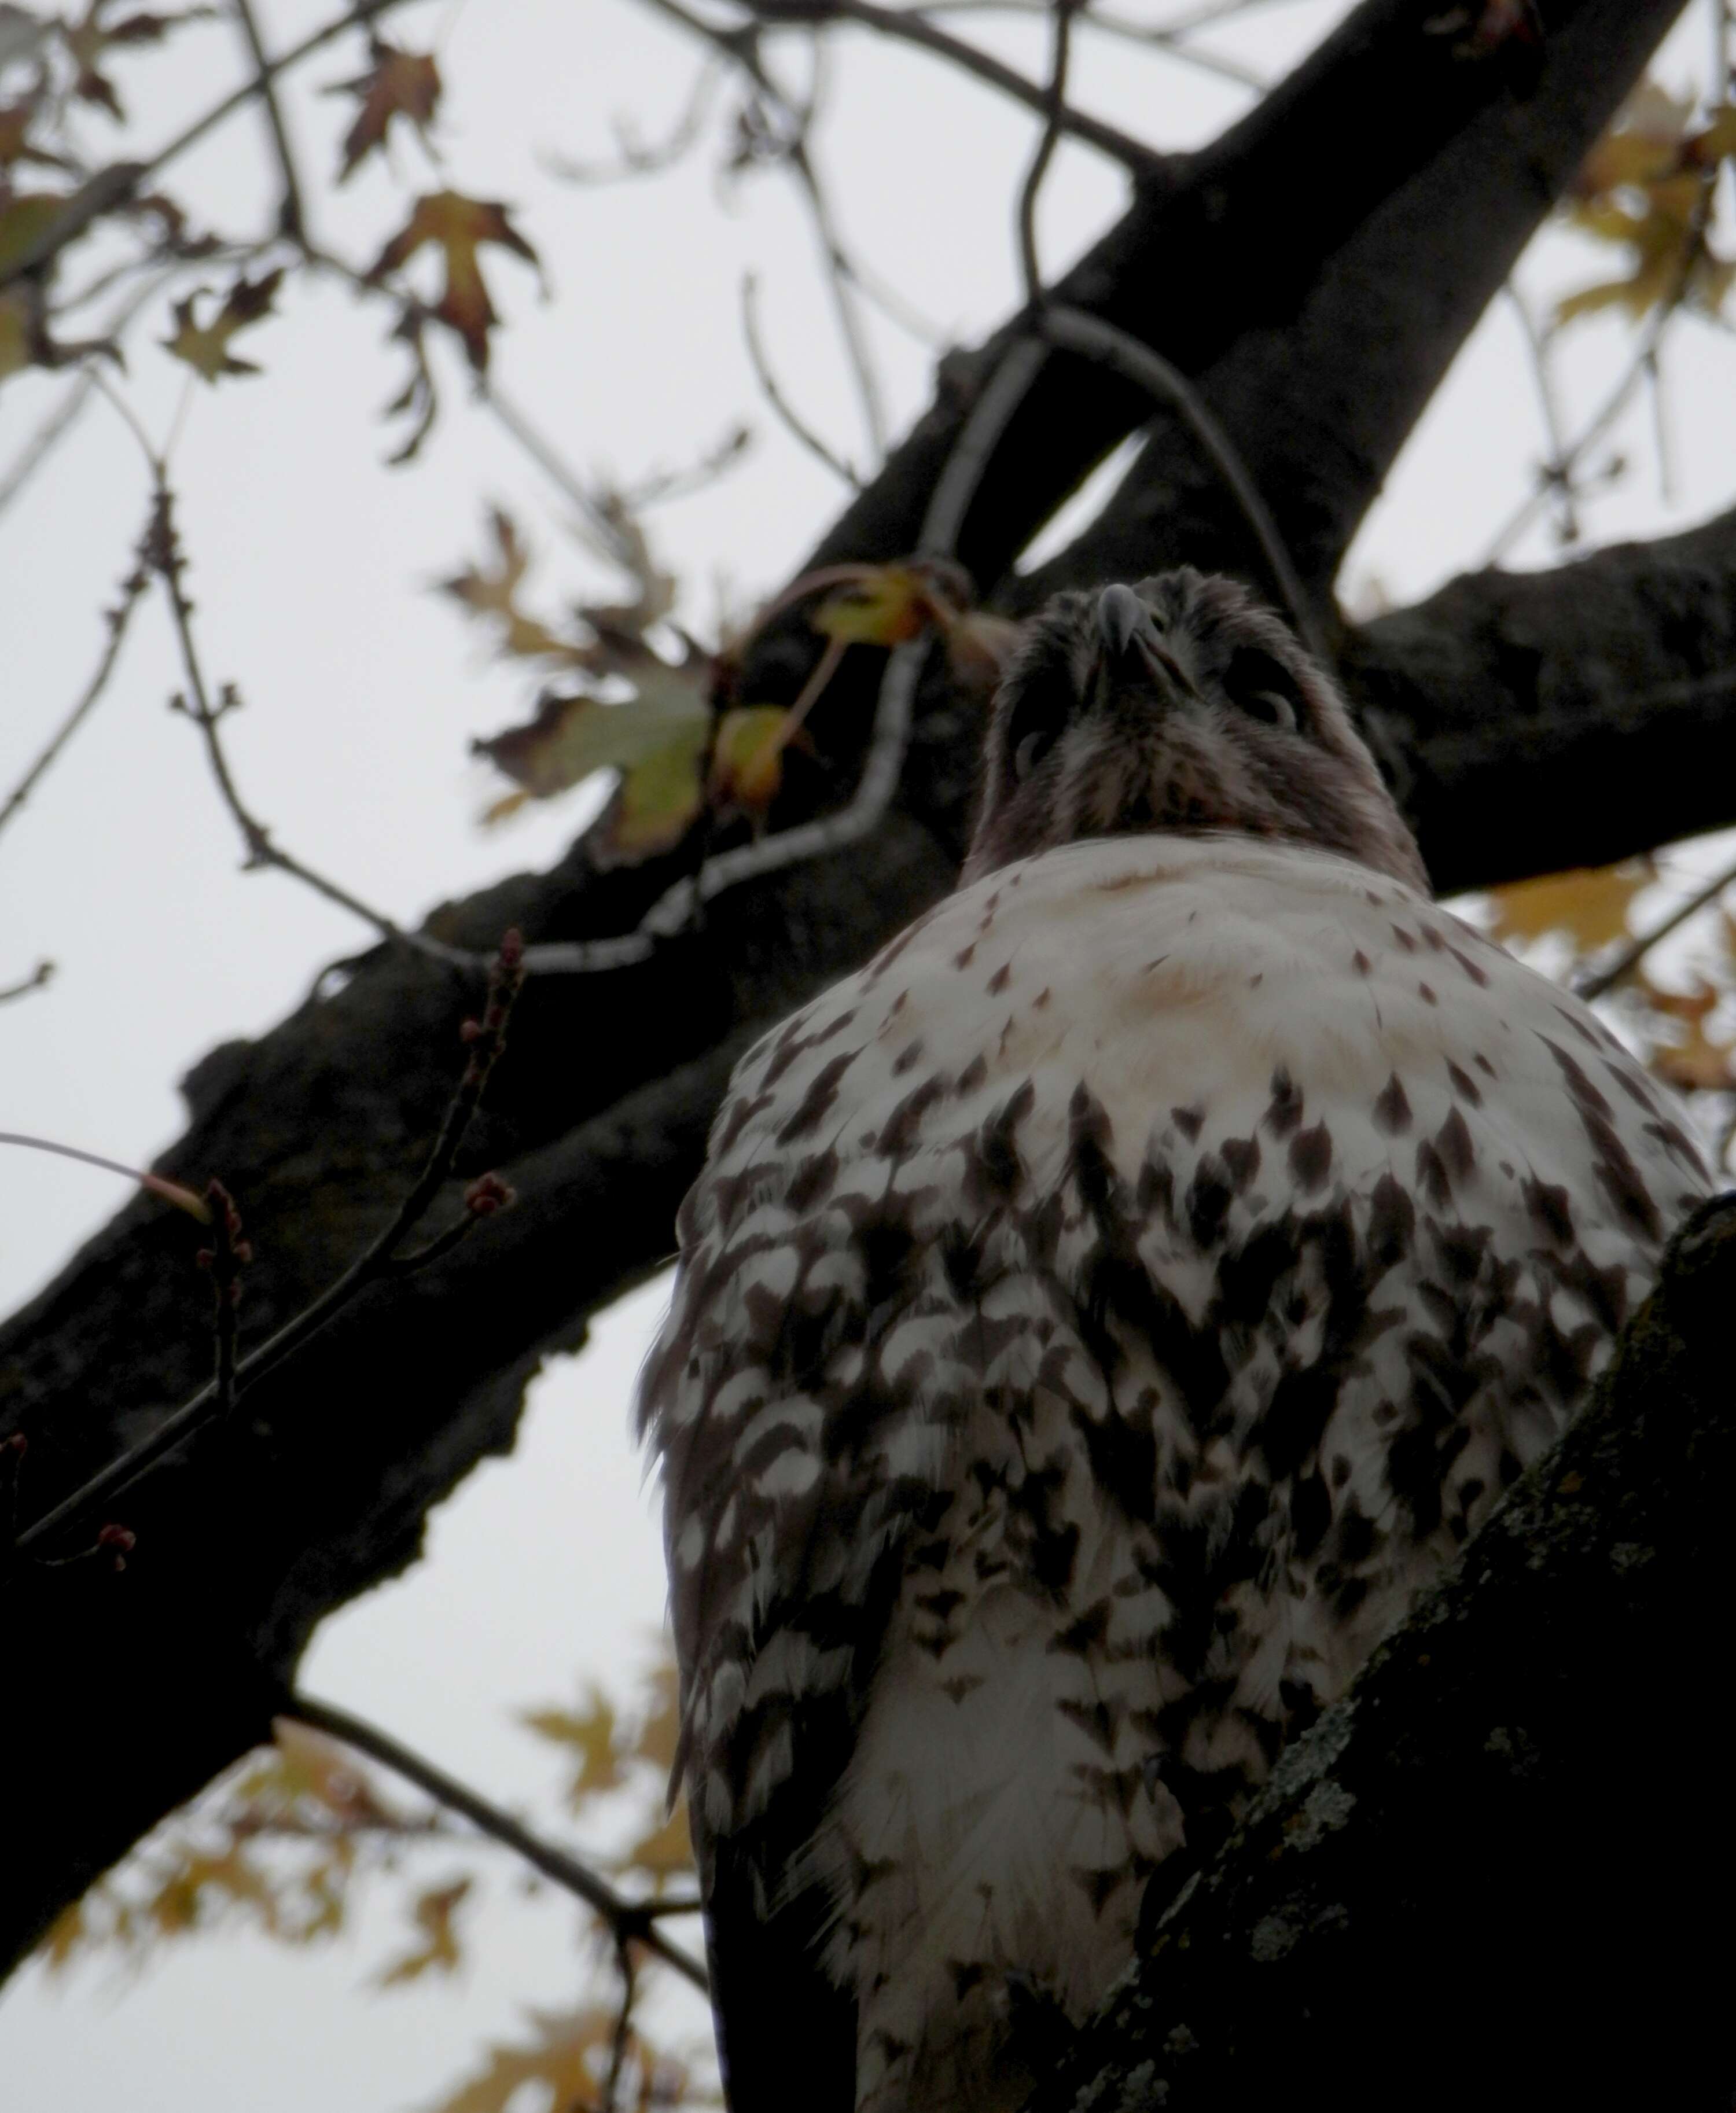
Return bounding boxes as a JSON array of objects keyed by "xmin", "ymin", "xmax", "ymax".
[{"xmin": 638, "ymin": 574, "xmax": 1711, "ymax": 2113}]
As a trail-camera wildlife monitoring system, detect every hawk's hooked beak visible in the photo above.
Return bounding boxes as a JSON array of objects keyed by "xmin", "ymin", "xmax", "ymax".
[{"xmin": 1094, "ymin": 584, "xmax": 1196, "ymax": 700}]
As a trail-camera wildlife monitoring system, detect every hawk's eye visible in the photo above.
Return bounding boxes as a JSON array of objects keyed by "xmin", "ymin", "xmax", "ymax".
[
  {"xmin": 1224, "ymin": 647, "xmax": 1306, "ymax": 733},
  {"xmin": 1004, "ymin": 688, "xmax": 1069, "ymax": 783}
]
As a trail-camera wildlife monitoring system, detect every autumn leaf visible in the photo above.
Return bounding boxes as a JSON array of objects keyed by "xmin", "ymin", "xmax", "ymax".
[
  {"xmin": 146, "ymin": 1846, "xmax": 277, "ymax": 1939},
  {"xmin": 328, "ymin": 38, "xmax": 442, "ymax": 182},
  {"xmin": 521, "ymin": 1685, "xmax": 623, "ymax": 1809},
  {"xmin": 1485, "ymin": 860, "xmax": 1653, "ymax": 954},
  {"xmin": 709, "ymin": 703, "xmax": 792, "ymax": 821},
  {"xmin": 812, "ymin": 562, "xmax": 950, "ymax": 646},
  {"xmin": 0, "ymin": 91, "xmax": 74, "ymax": 171},
  {"xmin": 269, "ymin": 1717, "xmax": 402, "ymax": 1829},
  {"xmin": 618, "ymin": 1801, "xmax": 693, "ymax": 1889},
  {"xmin": 162, "ymin": 267, "xmax": 284, "ymax": 382},
  {"xmin": 1560, "ymin": 82, "xmax": 1736, "ymax": 323},
  {"xmin": 60, "ymin": 0, "xmax": 214, "ymax": 120},
  {"xmin": 1641, "ymin": 976, "xmax": 1734, "ymax": 1093},
  {"xmin": 376, "ymin": 1876, "xmax": 470, "ymax": 1987},
  {"xmin": 367, "ymin": 189, "xmax": 540, "ymax": 371},
  {"xmin": 442, "ymin": 508, "xmax": 576, "ymax": 662},
  {"xmin": 426, "ymin": 2005, "xmax": 624, "ymax": 2113},
  {"xmin": 945, "ymin": 608, "xmax": 1024, "ymax": 701}
]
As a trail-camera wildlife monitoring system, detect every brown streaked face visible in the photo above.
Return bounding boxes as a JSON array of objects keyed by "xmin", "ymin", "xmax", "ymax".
[{"xmin": 962, "ymin": 569, "xmax": 1429, "ymax": 894}]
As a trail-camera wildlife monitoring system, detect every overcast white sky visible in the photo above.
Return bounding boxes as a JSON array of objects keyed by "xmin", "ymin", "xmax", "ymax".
[{"xmin": 3, "ymin": 0, "xmax": 1735, "ymax": 2106}]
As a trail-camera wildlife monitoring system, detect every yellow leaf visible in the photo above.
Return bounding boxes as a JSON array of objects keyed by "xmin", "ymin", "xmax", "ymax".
[
  {"xmin": 618, "ymin": 1801, "xmax": 693, "ymax": 1887},
  {"xmin": 442, "ymin": 509, "xmax": 575, "ymax": 662},
  {"xmin": 709, "ymin": 704, "xmax": 789, "ymax": 819},
  {"xmin": 162, "ymin": 267, "xmax": 283, "ymax": 382},
  {"xmin": 270, "ymin": 1717, "xmax": 401, "ymax": 1828},
  {"xmin": 424, "ymin": 2005, "xmax": 622, "ymax": 2113},
  {"xmin": 376, "ymin": 1876, "xmax": 470, "ymax": 1987},
  {"xmin": 367, "ymin": 189, "xmax": 539, "ymax": 371},
  {"xmin": 812, "ymin": 563, "xmax": 936, "ymax": 646},
  {"xmin": 1485, "ymin": 861, "xmax": 1652, "ymax": 953},
  {"xmin": 521, "ymin": 1685, "xmax": 623, "ymax": 1808},
  {"xmin": 1641, "ymin": 975, "xmax": 1734, "ymax": 1093},
  {"xmin": 602, "ymin": 716, "xmax": 708, "ymax": 863},
  {"xmin": 632, "ymin": 1659, "xmax": 683, "ymax": 1777}
]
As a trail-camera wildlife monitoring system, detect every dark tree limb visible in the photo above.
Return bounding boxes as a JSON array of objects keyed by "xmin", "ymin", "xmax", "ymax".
[
  {"xmin": 1032, "ymin": 1194, "xmax": 1736, "ymax": 2112},
  {"xmin": 0, "ymin": 0, "xmax": 1728, "ymax": 1994}
]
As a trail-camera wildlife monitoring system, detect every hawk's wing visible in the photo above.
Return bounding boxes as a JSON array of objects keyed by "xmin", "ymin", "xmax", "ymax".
[{"xmin": 638, "ymin": 834, "xmax": 1711, "ymax": 2108}]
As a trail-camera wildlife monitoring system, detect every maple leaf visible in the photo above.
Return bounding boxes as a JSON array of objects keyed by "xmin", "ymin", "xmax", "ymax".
[
  {"xmin": 328, "ymin": 38, "xmax": 442, "ymax": 183},
  {"xmin": 146, "ymin": 1846, "xmax": 277, "ymax": 1939},
  {"xmin": 162, "ymin": 266, "xmax": 284, "ymax": 382},
  {"xmin": 1485, "ymin": 860, "xmax": 1653, "ymax": 954},
  {"xmin": 269, "ymin": 1717, "xmax": 402, "ymax": 1829},
  {"xmin": 425, "ymin": 2005, "xmax": 624, "ymax": 2113},
  {"xmin": 521, "ymin": 1685, "xmax": 624, "ymax": 1810},
  {"xmin": 367, "ymin": 189, "xmax": 539, "ymax": 371},
  {"xmin": 60, "ymin": 0, "xmax": 214, "ymax": 120},
  {"xmin": 376, "ymin": 1876, "xmax": 471, "ymax": 1987},
  {"xmin": 709, "ymin": 703, "xmax": 792, "ymax": 822},
  {"xmin": 1560, "ymin": 82, "xmax": 1736, "ymax": 323},
  {"xmin": 1641, "ymin": 976, "xmax": 1735, "ymax": 1093},
  {"xmin": 0, "ymin": 91, "xmax": 73, "ymax": 171},
  {"xmin": 442, "ymin": 507, "xmax": 576, "ymax": 662},
  {"xmin": 617, "ymin": 1801, "xmax": 693, "ymax": 1889}
]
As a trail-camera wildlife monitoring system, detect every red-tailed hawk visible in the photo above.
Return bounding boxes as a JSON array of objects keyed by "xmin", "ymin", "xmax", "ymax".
[{"xmin": 638, "ymin": 572, "xmax": 1711, "ymax": 2112}]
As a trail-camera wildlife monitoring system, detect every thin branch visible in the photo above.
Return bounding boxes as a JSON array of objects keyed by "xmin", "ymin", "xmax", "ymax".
[
  {"xmin": 519, "ymin": 330, "xmax": 1048, "ymax": 973},
  {"xmin": 0, "ymin": 517, "xmax": 152, "ymax": 844},
  {"xmin": 1017, "ymin": 0, "xmax": 1078, "ymax": 309},
  {"xmin": 602, "ymin": 1939, "xmax": 639, "ymax": 2113},
  {"xmin": 13, "ymin": 936, "xmax": 524, "ymax": 1558},
  {"xmin": 1503, "ymin": 281, "xmax": 1580, "ymax": 546},
  {"xmin": 279, "ymin": 1691, "xmax": 710, "ymax": 1992},
  {"xmin": 1575, "ymin": 849, "xmax": 1736, "ymax": 1002},
  {"xmin": 230, "ymin": 0, "xmax": 307, "ymax": 241},
  {"xmin": 1035, "ymin": 301, "xmax": 1328, "ymax": 663},
  {"xmin": 917, "ymin": 0, "xmax": 1268, "ymax": 91},
  {"xmin": 144, "ymin": 477, "xmax": 476, "ymax": 967},
  {"xmin": 542, "ymin": 60, "xmax": 720, "ymax": 184},
  {"xmin": 742, "ymin": 271, "xmax": 863, "ymax": 485},
  {"xmin": 0, "ymin": 964, "xmax": 54, "ymax": 1008},
  {"xmin": 0, "ymin": 0, "xmax": 417, "ymax": 288},
  {"xmin": 787, "ymin": 130, "xmax": 889, "ymax": 462},
  {"xmin": 748, "ymin": 0, "xmax": 1157, "ymax": 170}
]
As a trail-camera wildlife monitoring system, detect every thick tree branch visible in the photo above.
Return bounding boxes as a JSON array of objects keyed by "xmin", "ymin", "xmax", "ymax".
[
  {"xmin": 1032, "ymin": 1192, "xmax": 1736, "ymax": 2111},
  {"xmin": 0, "ymin": 0, "xmax": 1728, "ymax": 1997}
]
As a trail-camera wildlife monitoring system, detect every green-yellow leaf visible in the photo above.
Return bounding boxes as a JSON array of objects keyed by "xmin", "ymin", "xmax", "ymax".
[{"xmin": 163, "ymin": 267, "xmax": 283, "ymax": 382}]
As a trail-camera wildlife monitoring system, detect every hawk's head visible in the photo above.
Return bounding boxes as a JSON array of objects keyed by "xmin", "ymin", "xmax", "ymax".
[{"xmin": 962, "ymin": 569, "xmax": 1428, "ymax": 894}]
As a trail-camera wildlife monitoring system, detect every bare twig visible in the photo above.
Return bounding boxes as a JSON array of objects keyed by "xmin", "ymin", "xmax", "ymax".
[
  {"xmin": 1503, "ymin": 282, "xmax": 1580, "ymax": 546},
  {"xmin": 199, "ymin": 1180, "xmax": 249, "ymax": 1421},
  {"xmin": 543, "ymin": 60, "xmax": 720, "ymax": 183},
  {"xmin": 786, "ymin": 127, "xmax": 889, "ymax": 462},
  {"xmin": 1, "ymin": 0, "xmax": 417, "ymax": 289},
  {"xmin": 1576, "ymin": 849, "xmax": 1736, "ymax": 1003},
  {"xmin": 144, "ymin": 478, "xmax": 475, "ymax": 966},
  {"xmin": 602, "ymin": 1940, "xmax": 639, "ymax": 2113},
  {"xmin": 279, "ymin": 1691, "xmax": 710, "ymax": 1991},
  {"xmin": 0, "ymin": 964, "xmax": 54, "ymax": 1007},
  {"xmin": 742, "ymin": 271, "xmax": 863, "ymax": 485},
  {"xmin": 617, "ymin": 421, "xmax": 755, "ymax": 510},
  {"xmin": 0, "ymin": 521, "xmax": 152, "ymax": 844},
  {"xmin": 914, "ymin": 0, "xmax": 1267, "ymax": 90},
  {"xmin": 746, "ymin": 0, "xmax": 1157, "ymax": 169},
  {"xmin": 14, "ymin": 935, "xmax": 524, "ymax": 1557},
  {"xmin": 231, "ymin": 0, "xmax": 306, "ymax": 240},
  {"xmin": 1035, "ymin": 301, "xmax": 1327, "ymax": 662},
  {"xmin": 1017, "ymin": 0, "xmax": 1077, "ymax": 310}
]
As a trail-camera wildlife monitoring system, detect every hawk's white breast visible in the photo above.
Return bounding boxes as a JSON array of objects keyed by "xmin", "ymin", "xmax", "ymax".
[{"xmin": 642, "ymin": 833, "xmax": 1709, "ymax": 2112}]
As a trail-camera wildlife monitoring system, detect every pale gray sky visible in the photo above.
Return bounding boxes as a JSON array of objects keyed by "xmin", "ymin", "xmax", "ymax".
[{"xmin": 3, "ymin": 0, "xmax": 1734, "ymax": 2105}]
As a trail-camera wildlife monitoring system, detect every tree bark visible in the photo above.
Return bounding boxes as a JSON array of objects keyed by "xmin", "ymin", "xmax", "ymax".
[
  {"xmin": 1032, "ymin": 1194, "xmax": 1736, "ymax": 2113},
  {"xmin": 0, "ymin": 0, "xmax": 1723, "ymax": 1992}
]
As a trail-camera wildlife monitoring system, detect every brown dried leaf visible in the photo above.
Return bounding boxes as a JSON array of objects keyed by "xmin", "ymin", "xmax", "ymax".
[
  {"xmin": 60, "ymin": 0, "xmax": 214, "ymax": 120},
  {"xmin": 269, "ymin": 1717, "xmax": 402, "ymax": 1829},
  {"xmin": 0, "ymin": 91, "xmax": 73, "ymax": 171},
  {"xmin": 443, "ymin": 508, "xmax": 576, "ymax": 662},
  {"xmin": 328, "ymin": 38, "xmax": 441, "ymax": 182},
  {"xmin": 618, "ymin": 1801, "xmax": 693, "ymax": 1888},
  {"xmin": 367, "ymin": 189, "xmax": 539, "ymax": 371},
  {"xmin": 162, "ymin": 266, "xmax": 283, "ymax": 382},
  {"xmin": 376, "ymin": 1876, "xmax": 470, "ymax": 1987},
  {"xmin": 1641, "ymin": 975, "xmax": 1734, "ymax": 1093}
]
